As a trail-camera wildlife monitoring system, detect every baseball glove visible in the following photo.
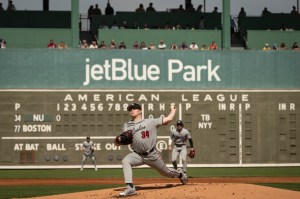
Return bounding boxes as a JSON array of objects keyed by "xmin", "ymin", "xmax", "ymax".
[
  {"xmin": 90, "ymin": 148, "xmax": 94, "ymax": 153},
  {"xmin": 115, "ymin": 130, "xmax": 133, "ymax": 146},
  {"xmin": 188, "ymin": 149, "xmax": 195, "ymax": 158}
]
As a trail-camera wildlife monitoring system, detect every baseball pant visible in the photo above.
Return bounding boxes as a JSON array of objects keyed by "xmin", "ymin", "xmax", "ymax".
[
  {"xmin": 122, "ymin": 149, "xmax": 180, "ymax": 183},
  {"xmin": 81, "ymin": 154, "xmax": 97, "ymax": 169},
  {"xmin": 172, "ymin": 145, "xmax": 187, "ymax": 173}
]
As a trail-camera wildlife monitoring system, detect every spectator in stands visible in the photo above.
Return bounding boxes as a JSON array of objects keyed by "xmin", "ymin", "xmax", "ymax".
[
  {"xmin": 209, "ymin": 41, "xmax": 218, "ymax": 50},
  {"xmin": 179, "ymin": 42, "xmax": 188, "ymax": 50},
  {"xmin": 175, "ymin": 23, "xmax": 182, "ymax": 30},
  {"xmin": 99, "ymin": 20, "xmax": 109, "ymax": 29},
  {"xmin": 118, "ymin": 41, "xmax": 127, "ymax": 49},
  {"xmin": 140, "ymin": 41, "xmax": 148, "ymax": 50},
  {"xmin": 280, "ymin": 23, "xmax": 288, "ymax": 31},
  {"xmin": 146, "ymin": 2, "xmax": 156, "ymax": 12},
  {"xmin": 0, "ymin": 3, "xmax": 5, "ymax": 11},
  {"xmin": 47, "ymin": 39, "xmax": 57, "ymax": 49},
  {"xmin": 81, "ymin": 40, "xmax": 89, "ymax": 49},
  {"xmin": 200, "ymin": 44, "xmax": 207, "ymax": 50},
  {"xmin": 196, "ymin": 4, "xmax": 203, "ymax": 13},
  {"xmin": 272, "ymin": 44, "xmax": 278, "ymax": 50},
  {"xmin": 262, "ymin": 43, "xmax": 271, "ymax": 51},
  {"xmin": 58, "ymin": 41, "xmax": 67, "ymax": 49},
  {"xmin": 238, "ymin": 7, "xmax": 246, "ymax": 18},
  {"xmin": 0, "ymin": 38, "xmax": 6, "ymax": 48},
  {"xmin": 261, "ymin": 7, "xmax": 271, "ymax": 16},
  {"xmin": 7, "ymin": 0, "xmax": 15, "ymax": 11},
  {"xmin": 199, "ymin": 16, "xmax": 206, "ymax": 29},
  {"xmin": 93, "ymin": 4, "xmax": 102, "ymax": 15},
  {"xmin": 143, "ymin": 23, "xmax": 149, "ymax": 30},
  {"xmin": 132, "ymin": 41, "xmax": 139, "ymax": 49},
  {"xmin": 164, "ymin": 22, "xmax": 171, "ymax": 30},
  {"xmin": 158, "ymin": 40, "xmax": 167, "ymax": 50},
  {"xmin": 185, "ymin": 24, "xmax": 191, "ymax": 29},
  {"xmin": 291, "ymin": 6, "xmax": 298, "ymax": 15},
  {"xmin": 88, "ymin": 5, "xmax": 94, "ymax": 30},
  {"xmin": 136, "ymin": 4, "xmax": 145, "ymax": 12},
  {"xmin": 105, "ymin": 3, "xmax": 114, "ymax": 15},
  {"xmin": 238, "ymin": 7, "xmax": 246, "ymax": 31},
  {"xmin": 120, "ymin": 21, "xmax": 128, "ymax": 29},
  {"xmin": 279, "ymin": 42, "xmax": 288, "ymax": 50},
  {"xmin": 291, "ymin": 42, "xmax": 299, "ymax": 50},
  {"xmin": 178, "ymin": 4, "xmax": 184, "ymax": 12},
  {"xmin": 110, "ymin": 40, "xmax": 116, "ymax": 49},
  {"xmin": 111, "ymin": 21, "xmax": 119, "ymax": 29},
  {"xmin": 189, "ymin": 42, "xmax": 199, "ymax": 50},
  {"xmin": 148, "ymin": 42, "xmax": 156, "ymax": 50},
  {"xmin": 98, "ymin": 40, "xmax": 107, "ymax": 49},
  {"xmin": 231, "ymin": 16, "xmax": 235, "ymax": 40},
  {"xmin": 171, "ymin": 43, "xmax": 178, "ymax": 50},
  {"xmin": 185, "ymin": 3, "xmax": 195, "ymax": 12},
  {"xmin": 133, "ymin": 22, "xmax": 139, "ymax": 29},
  {"xmin": 89, "ymin": 41, "xmax": 98, "ymax": 49},
  {"xmin": 212, "ymin": 7, "xmax": 218, "ymax": 13}
]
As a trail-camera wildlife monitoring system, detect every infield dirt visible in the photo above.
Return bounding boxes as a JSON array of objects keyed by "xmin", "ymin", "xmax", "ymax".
[{"xmin": 6, "ymin": 177, "xmax": 300, "ymax": 199}]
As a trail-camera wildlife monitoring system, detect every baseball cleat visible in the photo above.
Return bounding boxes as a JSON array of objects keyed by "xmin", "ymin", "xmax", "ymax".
[
  {"xmin": 177, "ymin": 168, "xmax": 188, "ymax": 185},
  {"xmin": 95, "ymin": 168, "xmax": 98, "ymax": 171},
  {"xmin": 119, "ymin": 186, "xmax": 137, "ymax": 197}
]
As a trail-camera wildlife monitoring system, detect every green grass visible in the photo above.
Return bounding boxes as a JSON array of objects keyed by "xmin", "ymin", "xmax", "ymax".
[
  {"xmin": 257, "ymin": 183, "xmax": 300, "ymax": 192},
  {"xmin": 0, "ymin": 167, "xmax": 299, "ymax": 179},
  {"xmin": 0, "ymin": 167, "xmax": 299, "ymax": 198},
  {"xmin": 0, "ymin": 184, "xmax": 122, "ymax": 199}
]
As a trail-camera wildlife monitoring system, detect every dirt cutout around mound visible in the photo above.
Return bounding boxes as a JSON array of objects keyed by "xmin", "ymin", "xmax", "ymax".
[{"xmin": 23, "ymin": 183, "xmax": 300, "ymax": 199}]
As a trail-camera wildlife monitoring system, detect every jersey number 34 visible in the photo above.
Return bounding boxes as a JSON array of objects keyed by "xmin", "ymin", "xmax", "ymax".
[{"xmin": 141, "ymin": 131, "xmax": 150, "ymax": 139}]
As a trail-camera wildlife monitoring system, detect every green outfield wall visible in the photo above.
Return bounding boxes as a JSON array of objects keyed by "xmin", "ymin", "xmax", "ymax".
[
  {"xmin": 0, "ymin": 28, "xmax": 73, "ymax": 48},
  {"xmin": 0, "ymin": 49, "xmax": 299, "ymax": 89},
  {"xmin": 0, "ymin": 49, "xmax": 299, "ymax": 168}
]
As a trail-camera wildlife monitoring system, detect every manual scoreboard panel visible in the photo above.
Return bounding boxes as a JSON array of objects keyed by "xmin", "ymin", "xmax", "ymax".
[{"xmin": 0, "ymin": 90, "xmax": 299, "ymax": 167}]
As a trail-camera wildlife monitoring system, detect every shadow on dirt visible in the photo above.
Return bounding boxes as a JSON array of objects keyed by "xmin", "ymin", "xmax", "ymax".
[{"xmin": 114, "ymin": 183, "xmax": 183, "ymax": 192}]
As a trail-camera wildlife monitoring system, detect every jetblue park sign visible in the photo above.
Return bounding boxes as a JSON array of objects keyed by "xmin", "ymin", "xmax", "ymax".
[
  {"xmin": 83, "ymin": 58, "xmax": 220, "ymax": 85},
  {"xmin": 0, "ymin": 49, "xmax": 299, "ymax": 89}
]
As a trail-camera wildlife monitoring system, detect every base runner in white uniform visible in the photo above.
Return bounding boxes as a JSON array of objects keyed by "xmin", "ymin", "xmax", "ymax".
[
  {"xmin": 118, "ymin": 103, "xmax": 188, "ymax": 197},
  {"xmin": 170, "ymin": 120, "xmax": 194, "ymax": 175}
]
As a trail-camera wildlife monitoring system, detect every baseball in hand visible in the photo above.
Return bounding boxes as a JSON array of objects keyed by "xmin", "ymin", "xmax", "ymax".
[{"xmin": 170, "ymin": 103, "xmax": 176, "ymax": 110}]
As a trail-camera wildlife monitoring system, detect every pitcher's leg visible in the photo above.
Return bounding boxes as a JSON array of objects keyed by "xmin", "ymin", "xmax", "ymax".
[
  {"xmin": 146, "ymin": 155, "xmax": 180, "ymax": 178},
  {"xmin": 146, "ymin": 156, "xmax": 188, "ymax": 184},
  {"xmin": 122, "ymin": 152, "xmax": 143, "ymax": 183}
]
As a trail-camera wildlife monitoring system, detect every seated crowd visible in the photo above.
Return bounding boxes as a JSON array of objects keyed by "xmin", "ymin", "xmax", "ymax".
[
  {"xmin": 79, "ymin": 39, "xmax": 219, "ymax": 50},
  {"xmin": 262, "ymin": 42, "xmax": 299, "ymax": 50},
  {"xmin": 44, "ymin": 39, "xmax": 299, "ymax": 51}
]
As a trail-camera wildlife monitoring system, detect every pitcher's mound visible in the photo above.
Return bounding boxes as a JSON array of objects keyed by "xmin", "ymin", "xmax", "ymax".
[{"xmin": 26, "ymin": 183, "xmax": 300, "ymax": 199}]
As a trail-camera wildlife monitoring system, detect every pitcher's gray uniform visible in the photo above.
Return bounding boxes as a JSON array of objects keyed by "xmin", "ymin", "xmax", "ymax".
[
  {"xmin": 80, "ymin": 136, "xmax": 97, "ymax": 171},
  {"xmin": 170, "ymin": 120, "xmax": 194, "ymax": 174},
  {"xmin": 119, "ymin": 103, "xmax": 187, "ymax": 197}
]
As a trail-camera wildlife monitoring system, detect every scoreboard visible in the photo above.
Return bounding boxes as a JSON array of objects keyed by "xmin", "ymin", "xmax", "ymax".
[{"xmin": 0, "ymin": 90, "xmax": 299, "ymax": 168}]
